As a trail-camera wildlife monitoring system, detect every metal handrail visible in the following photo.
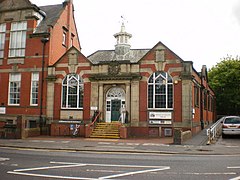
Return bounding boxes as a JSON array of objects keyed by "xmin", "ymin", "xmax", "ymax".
[
  {"xmin": 206, "ymin": 117, "xmax": 224, "ymax": 144},
  {"xmin": 89, "ymin": 111, "xmax": 101, "ymax": 127}
]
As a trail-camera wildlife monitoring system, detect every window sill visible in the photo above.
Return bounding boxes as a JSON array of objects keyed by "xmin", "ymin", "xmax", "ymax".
[{"xmin": 61, "ymin": 108, "xmax": 83, "ymax": 111}]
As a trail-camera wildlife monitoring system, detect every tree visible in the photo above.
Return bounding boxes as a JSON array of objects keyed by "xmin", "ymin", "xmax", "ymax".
[{"xmin": 208, "ymin": 55, "xmax": 240, "ymax": 116}]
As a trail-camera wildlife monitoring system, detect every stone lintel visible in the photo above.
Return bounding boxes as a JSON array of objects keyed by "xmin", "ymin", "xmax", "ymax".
[{"xmin": 89, "ymin": 73, "xmax": 141, "ymax": 81}]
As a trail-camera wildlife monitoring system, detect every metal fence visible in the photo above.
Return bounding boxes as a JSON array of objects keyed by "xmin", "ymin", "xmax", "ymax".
[{"xmin": 206, "ymin": 117, "xmax": 224, "ymax": 144}]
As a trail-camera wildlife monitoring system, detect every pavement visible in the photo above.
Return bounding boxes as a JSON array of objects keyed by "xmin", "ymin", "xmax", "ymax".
[{"xmin": 0, "ymin": 129, "xmax": 239, "ymax": 155}]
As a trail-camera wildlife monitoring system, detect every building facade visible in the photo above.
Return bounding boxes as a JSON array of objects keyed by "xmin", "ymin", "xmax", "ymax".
[
  {"xmin": 49, "ymin": 22, "xmax": 216, "ymax": 138},
  {"xmin": 0, "ymin": 0, "xmax": 80, "ymax": 136},
  {"xmin": 0, "ymin": 0, "xmax": 215, "ymax": 138}
]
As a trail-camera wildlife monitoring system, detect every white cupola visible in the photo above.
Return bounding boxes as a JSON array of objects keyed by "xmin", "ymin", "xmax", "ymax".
[{"xmin": 113, "ymin": 22, "xmax": 132, "ymax": 55}]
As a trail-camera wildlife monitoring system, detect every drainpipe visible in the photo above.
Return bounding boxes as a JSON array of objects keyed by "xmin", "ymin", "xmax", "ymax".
[
  {"xmin": 40, "ymin": 37, "xmax": 49, "ymax": 135},
  {"xmin": 200, "ymin": 74, "xmax": 204, "ymax": 130}
]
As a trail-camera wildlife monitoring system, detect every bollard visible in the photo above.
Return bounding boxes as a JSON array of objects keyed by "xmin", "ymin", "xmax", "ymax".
[{"xmin": 206, "ymin": 128, "xmax": 211, "ymax": 145}]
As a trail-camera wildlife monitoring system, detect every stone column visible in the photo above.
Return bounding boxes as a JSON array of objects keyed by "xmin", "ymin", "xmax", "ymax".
[
  {"xmin": 46, "ymin": 81, "xmax": 55, "ymax": 119},
  {"xmin": 126, "ymin": 82, "xmax": 131, "ymax": 123},
  {"xmin": 98, "ymin": 83, "xmax": 104, "ymax": 117},
  {"xmin": 181, "ymin": 62, "xmax": 193, "ymax": 128},
  {"xmin": 131, "ymin": 81, "xmax": 139, "ymax": 126}
]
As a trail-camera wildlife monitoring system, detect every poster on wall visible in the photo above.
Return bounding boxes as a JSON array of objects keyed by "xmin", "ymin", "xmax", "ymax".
[
  {"xmin": 149, "ymin": 120, "xmax": 172, "ymax": 125},
  {"xmin": 148, "ymin": 111, "xmax": 172, "ymax": 125},
  {"xmin": 149, "ymin": 111, "xmax": 172, "ymax": 119},
  {"xmin": 0, "ymin": 107, "xmax": 6, "ymax": 114}
]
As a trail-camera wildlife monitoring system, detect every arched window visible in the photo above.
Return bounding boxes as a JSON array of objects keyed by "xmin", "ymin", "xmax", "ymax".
[
  {"xmin": 148, "ymin": 71, "xmax": 173, "ymax": 109},
  {"xmin": 107, "ymin": 87, "xmax": 125, "ymax": 98},
  {"xmin": 62, "ymin": 74, "xmax": 83, "ymax": 109}
]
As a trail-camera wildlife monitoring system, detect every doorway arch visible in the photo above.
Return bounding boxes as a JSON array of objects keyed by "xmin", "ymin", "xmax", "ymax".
[{"xmin": 106, "ymin": 87, "xmax": 125, "ymax": 122}]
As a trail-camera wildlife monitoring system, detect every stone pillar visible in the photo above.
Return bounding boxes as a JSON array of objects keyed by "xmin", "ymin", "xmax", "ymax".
[
  {"xmin": 126, "ymin": 83, "xmax": 131, "ymax": 123},
  {"xmin": 131, "ymin": 81, "xmax": 139, "ymax": 126},
  {"xmin": 182, "ymin": 80, "xmax": 192, "ymax": 127},
  {"xmin": 46, "ymin": 67, "xmax": 57, "ymax": 121},
  {"xmin": 46, "ymin": 81, "xmax": 55, "ymax": 119},
  {"xmin": 91, "ymin": 82, "xmax": 99, "ymax": 109},
  {"xmin": 98, "ymin": 83, "xmax": 104, "ymax": 118},
  {"xmin": 181, "ymin": 62, "xmax": 193, "ymax": 128}
]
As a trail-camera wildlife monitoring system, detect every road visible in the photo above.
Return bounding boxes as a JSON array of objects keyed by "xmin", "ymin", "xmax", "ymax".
[
  {"xmin": 1, "ymin": 145, "xmax": 240, "ymax": 180},
  {"xmin": 215, "ymin": 136, "xmax": 240, "ymax": 147}
]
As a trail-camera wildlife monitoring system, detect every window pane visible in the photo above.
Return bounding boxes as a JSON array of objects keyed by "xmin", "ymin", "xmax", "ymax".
[
  {"xmin": 148, "ymin": 85, "xmax": 153, "ymax": 108},
  {"xmin": 167, "ymin": 84, "xmax": 173, "ymax": 108},
  {"xmin": 9, "ymin": 74, "xmax": 21, "ymax": 105},
  {"xmin": 62, "ymin": 74, "xmax": 84, "ymax": 109},
  {"xmin": 0, "ymin": 24, "xmax": 6, "ymax": 58},
  {"xmin": 31, "ymin": 73, "xmax": 39, "ymax": 105},
  {"xmin": 148, "ymin": 74, "xmax": 153, "ymax": 83},
  {"xmin": 9, "ymin": 22, "xmax": 27, "ymax": 57},
  {"xmin": 62, "ymin": 86, "xmax": 67, "ymax": 107},
  {"xmin": 148, "ymin": 71, "xmax": 173, "ymax": 109},
  {"xmin": 68, "ymin": 95, "xmax": 77, "ymax": 108},
  {"xmin": 155, "ymin": 95, "xmax": 165, "ymax": 108},
  {"xmin": 155, "ymin": 84, "xmax": 165, "ymax": 94}
]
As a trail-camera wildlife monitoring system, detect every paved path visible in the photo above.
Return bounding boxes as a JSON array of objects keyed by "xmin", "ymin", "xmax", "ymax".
[{"xmin": 0, "ymin": 130, "xmax": 239, "ymax": 155}]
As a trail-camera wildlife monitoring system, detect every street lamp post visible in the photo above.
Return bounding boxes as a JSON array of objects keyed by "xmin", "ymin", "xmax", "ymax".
[{"xmin": 40, "ymin": 37, "xmax": 49, "ymax": 135}]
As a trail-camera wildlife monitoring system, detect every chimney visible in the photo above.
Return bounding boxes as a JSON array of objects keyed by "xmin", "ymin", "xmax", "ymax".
[{"xmin": 63, "ymin": 0, "xmax": 73, "ymax": 7}]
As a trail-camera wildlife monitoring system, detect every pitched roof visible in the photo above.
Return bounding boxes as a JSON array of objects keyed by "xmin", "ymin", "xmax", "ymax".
[
  {"xmin": 87, "ymin": 49, "xmax": 150, "ymax": 64},
  {"xmin": 34, "ymin": 4, "xmax": 64, "ymax": 34},
  {"xmin": 0, "ymin": 0, "xmax": 33, "ymax": 12},
  {"xmin": 0, "ymin": 0, "xmax": 65, "ymax": 34}
]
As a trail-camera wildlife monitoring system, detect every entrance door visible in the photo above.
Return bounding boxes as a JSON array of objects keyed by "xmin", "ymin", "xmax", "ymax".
[
  {"xmin": 111, "ymin": 99, "xmax": 121, "ymax": 121},
  {"xmin": 106, "ymin": 87, "xmax": 125, "ymax": 122}
]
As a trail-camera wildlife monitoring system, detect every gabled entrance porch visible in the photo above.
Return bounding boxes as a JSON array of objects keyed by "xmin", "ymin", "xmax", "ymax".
[{"xmin": 106, "ymin": 87, "xmax": 126, "ymax": 123}]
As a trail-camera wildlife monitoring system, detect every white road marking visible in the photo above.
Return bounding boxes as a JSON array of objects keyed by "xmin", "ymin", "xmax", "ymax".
[
  {"xmin": 143, "ymin": 143, "xmax": 170, "ymax": 147},
  {"xmin": 86, "ymin": 169, "xmax": 124, "ymax": 173},
  {"xmin": 126, "ymin": 143, "xmax": 140, "ymax": 146},
  {"xmin": 98, "ymin": 142, "xmax": 170, "ymax": 147},
  {"xmin": 10, "ymin": 164, "xmax": 18, "ymax": 167},
  {"xmin": 226, "ymin": 146, "xmax": 240, "ymax": 148},
  {"xmin": 228, "ymin": 166, "xmax": 240, "ymax": 169},
  {"xmin": 29, "ymin": 140, "xmax": 41, "ymax": 142},
  {"xmin": 97, "ymin": 145, "xmax": 135, "ymax": 149},
  {"xmin": 51, "ymin": 161, "xmax": 169, "ymax": 168},
  {"xmin": 0, "ymin": 157, "xmax": 9, "ymax": 161},
  {"xmin": 8, "ymin": 161, "xmax": 170, "ymax": 179},
  {"xmin": 7, "ymin": 172, "xmax": 94, "ymax": 180},
  {"xmin": 98, "ymin": 142, "xmax": 111, "ymax": 145},
  {"xmin": 42, "ymin": 140, "xmax": 55, "ymax": 143},
  {"xmin": 184, "ymin": 172, "xmax": 236, "ymax": 175},
  {"xmin": 98, "ymin": 167, "xmax": 170, "ymax": 179},
  {"xmin": 29, "ymin": 140, "xmax": 70, "ymax": 144},
  {"xmin": 230, "ymin": 176, "xmax": 240, "ymax": 180},
  {"xmin": 12, "ymin": 163, "xmax": 86, "ymax": 172}
]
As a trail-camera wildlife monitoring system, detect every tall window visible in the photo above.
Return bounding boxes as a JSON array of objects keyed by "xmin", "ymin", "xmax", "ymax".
[
  {"xmin": 62, "ymin": 74, "xmax": 83, "ymax": 109},
  {"xmin": 194, "ymin": 85, "xmax": 199, "ymax": 107},
  {"xmin": 30, "ymin": 72, "xmax": 39, "ymax": 106},
  {"xmin": 71, "ymin": 33, "xmax": 75, "ymax": 47},
  {"xmin": 0, "ymin": 23, "xmax": 6, "ymax": 58},
  {"xmin": 62, "ymin": 31, "xmax": 66, "ymax": 46},
  {"xmin": 148, "ymin": 71, "xmax": 173, "ymax": 109},
  {"xmin": 9, "ymin": 73, "xmax": 21, "ymax": 105},
  {"xmin": 9, "ymin": 21, "xmax": 27, "ymax": 57},
  {"xmin": 204, "ymin": 91, "xmax": 207, "ymax": 110}
]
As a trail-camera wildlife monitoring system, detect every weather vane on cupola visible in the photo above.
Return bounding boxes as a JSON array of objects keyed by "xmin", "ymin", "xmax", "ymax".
[
  {"xmin": 120, "ymin": 15, "xmax": 128, "ymax": 24},
  {"xmin": 119, "ymin": 15, "xmax": 128, "ymax": 31},
  {"xmin": 113, "ymin": 15, "xmax": 132, "ymax": 57}
]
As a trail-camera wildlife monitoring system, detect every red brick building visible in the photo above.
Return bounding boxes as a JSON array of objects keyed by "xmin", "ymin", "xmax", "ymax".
[
  {"xmin": 0, "ymin": 0, "xmax": 215, "ymax": 139},
  {"xmin": 49, "ymin": 22, "xmax": 215, "ymax": 138},
  {"xmin": 0, "ymin": 0, "xmax": 80, "ymax": 137}
]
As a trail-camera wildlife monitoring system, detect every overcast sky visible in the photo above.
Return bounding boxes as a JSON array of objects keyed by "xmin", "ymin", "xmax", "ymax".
[{"xmin": 31, "ymin": 0, "xmax": 240, "ymax": 71}]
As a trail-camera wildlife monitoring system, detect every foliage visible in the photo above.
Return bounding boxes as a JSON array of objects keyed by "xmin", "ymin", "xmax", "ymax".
[{"xmin": 208, "ymin": 55, "xmax": 240, "ymax": 115}]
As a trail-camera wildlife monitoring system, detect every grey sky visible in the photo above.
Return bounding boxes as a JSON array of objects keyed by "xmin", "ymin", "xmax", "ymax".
[{"xmin": 31, "ymin": 0, "xmax": 240, "ymax": 71}]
